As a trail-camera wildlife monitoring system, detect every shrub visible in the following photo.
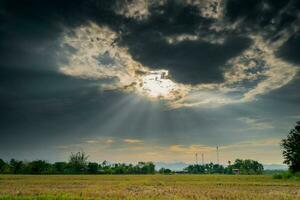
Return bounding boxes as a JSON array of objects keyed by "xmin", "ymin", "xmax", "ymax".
[
  {"xmin": 273, "ymin": 174, "xmax": 283, "ymax": 179},
  {"xmin": 273, "ymin": 171, "xmax": 293, "ymax": 179},
  {"xmin": 282, "ymin": 171, "xmax": 293, "ymax": 179}
]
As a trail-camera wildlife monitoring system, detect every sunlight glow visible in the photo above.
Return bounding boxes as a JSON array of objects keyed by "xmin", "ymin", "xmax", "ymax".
[{"xmin": 140, "ymin": 70, "xmax": 177, "ymax": 99}]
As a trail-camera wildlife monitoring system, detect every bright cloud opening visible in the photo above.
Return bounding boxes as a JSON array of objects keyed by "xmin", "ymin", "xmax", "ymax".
[{"xmin": 139, "ymin": 70, "xmax": 177, "ymax": 99}]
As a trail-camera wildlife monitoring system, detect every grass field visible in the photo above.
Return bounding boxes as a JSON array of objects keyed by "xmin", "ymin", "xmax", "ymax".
[{"xmin": 0, "ymin": 175, "xmax": 299, "ymax": 200}]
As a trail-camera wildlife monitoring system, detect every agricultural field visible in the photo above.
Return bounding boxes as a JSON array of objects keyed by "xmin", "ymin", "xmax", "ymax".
[{"xmin": 0, "ymin": 175, "xmax": 299, "ymax": 200}]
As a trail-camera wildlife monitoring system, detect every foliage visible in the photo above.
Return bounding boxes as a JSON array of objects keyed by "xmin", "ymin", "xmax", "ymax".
[
  {"xmin": 272, "ymin": 173, "xmax": 283, "ymax": 179},
  {"xmin": 230, "ymin": 159, "xmax": 264, "ymax": 175},
  {"xmin": 158, "ymin": 168, "xmax": 172, "ymax": 174},
  {"xmin": 273, "ymin": 171, "xmax": 295, "ymax": 180},
  {"xmin": 263, "ymin": 170, "xmax": 287, "ymax": 175},
  {"xmin": 0, "ymin": 152, "xmax": 264, "ymax": 175},
  {"xmin": 184, "ymin": 163, "xmax": 225, "ymax": 174},
  {"xmin": 281, "ymin": 121, "xmax": 300, "ymax": 173},
  {"xmin": 273, "ymin": 171, "xmax": 300, "ymax": 180},
  {"xmin": 53, "ymin": 162, "xmax": 68, "ymax": 174},
  {"xmin": 87, "ymin": 162, "xmax": 99, "ymax": 174},
  {"xmin": 0, "ymin": 152, "xmax": 156, "ymax": 175},
  {"xmin": 68, "ymin": 152, "xmax": 89, "ymax": 174},
  {"xmin": 29, "ymin": 160, "xmax": 52, "ymax": 174},
  {"xmin": 9, "ymin": 159, "xmax": 24, "ymax": 174},
  {"xmin": 0, "ymin": 158, "xmax": 6, "ymax": 173},
  {"xmin": 184, "ymin": 159, "xmax": 263, "ymax": 175}
]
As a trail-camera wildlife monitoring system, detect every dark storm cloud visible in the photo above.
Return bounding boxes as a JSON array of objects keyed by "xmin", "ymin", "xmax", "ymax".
[
  {"xmin": 225, "ymin": 0, "xmax": 300, "ymax": 66},
  {"xmin": 0, "ymin": 66, "xmax": 121, "ymax": 150},
  {"xmin": 0, "ymin": 0, "xmax": 123, "ymax": 150},
  {"xmin": 224, "ymin": 0, "xmax": 300, "ymax": 32},
  {"xmin": 124, "ymin": 33, "xmax": 251, "ymax": 84},
  {"xmin": 116, "ymin": 1, "xmax": 252, "ymax": 84},
  {"xmin": 132, "ymin": 1, "xmax": 208, "ymax": 35},
  {"xmin": 0, "ymin": 0, "xmax": 122, "ymax": 70},
  {"xmin": 277, "ymin": 35, "xmax": 300, "ymax": 65},
  {"xmin": 0, "ymin": 0, "xmax": 300, "ymax": 160},
  {"xmin": 225, "ymin": 0, "xmax": 291, "ymax": 28}
]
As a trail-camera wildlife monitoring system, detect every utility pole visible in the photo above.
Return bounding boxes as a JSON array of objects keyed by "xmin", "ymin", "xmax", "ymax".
[
  {"xmin": 216, "ymin": 146, "xmax": 219, "ymax": 164},
  {"xmin": 201, "ymin": 153, "xmax": 204, "ymax": 165},
  {"xmin": 195, "ymin": 153, "xmax": 198, "ymax": 165}
]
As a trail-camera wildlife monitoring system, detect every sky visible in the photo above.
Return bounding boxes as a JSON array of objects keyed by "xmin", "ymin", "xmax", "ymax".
[{"xmin": 0, "ymin": 0, "xmax": 300, "ymax": 166}]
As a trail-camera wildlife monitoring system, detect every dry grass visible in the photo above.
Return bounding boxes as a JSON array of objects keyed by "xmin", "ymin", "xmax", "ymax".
[{"xmin": 0, "ymin": 175, "xmax": 300, "ymax": 199}]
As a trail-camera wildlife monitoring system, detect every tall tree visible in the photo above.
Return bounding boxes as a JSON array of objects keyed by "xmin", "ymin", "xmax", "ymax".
[
  {"xmin": 230, "ymin": 159, "xmax": 263, "ymax": 174},
  {"xmin": 0, "ymin": 159, "xmax": 6, "ymax": 172},
  {"xmin": 28, "ymin": 160, "xmax": 51, "ymax": 174},
  {"xmin": 87, "ymin": 162, "xmax": 99, "ymax": 174},
  {"xmin": 281, "ymin": 121, "xmax": 300, "ymax": 173},
  {"xmin": 68, "ymin": 151, "xmax": 89, "ymax": 173},
  {"xmin": 9, "ymin": 159, "xmax": 24, "ymax": 174}
]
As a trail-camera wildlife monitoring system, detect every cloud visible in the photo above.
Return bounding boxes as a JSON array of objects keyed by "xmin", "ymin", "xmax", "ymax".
[
  {"xmin": 58, "ymin": 0, "xmax": 299, "ymax": 109},
  {"xmin": 169, "ymin": 144, "xmax": 215, "ymax": 154},
  {"xmin": 238, "ymin": 117, "xmax": 274, "ymax": 130},
  {"xmin": 125, "ymin": 34, "xmax": 251, "ymax": 85},
  {"xmin": 123, "ymin": 139, "xmax": 143, "ymax": 144},
  {"xmin": 221, "ymin": 138, "xmax": 281, "ymax": 150},
  {"xmin": 1, "ymin": 0, "xmax": 295, "ymax": 112},
  {"xmin": 85, "ymin": 140, "xmax": 99, "ymax": 144},
  {"xmin": 105, "ymin": 139, "xmax": 115, "ymax": 145},
  {"xmin": 237, "ymin": 35, "xmax": 298, "ymax": 102},
  {"xmin": 115, "ymin": 0, "xmax": 151, "ymax": 21},
  {"xmin": 287, "ymin": 115, "xmax": 300, "ymax": 120},
  {"xmin": 59, "ymin": 22, "xmax": 190, "ymax": 103},
  {"xmin": 0, "ymin": 0, "xmax": 298, "ymax": 112},
  {"xmin": 278, "ymin": 35, "xmax": 300, "ymax": 65},
  {"xmin": 128, "ymin": 146, "xmax": 145, "ymax": 151}
]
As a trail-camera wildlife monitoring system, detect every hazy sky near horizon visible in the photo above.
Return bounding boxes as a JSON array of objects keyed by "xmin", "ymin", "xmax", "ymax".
[{"xmin": 0, "ymin": 0, "xmax": 300, "ymax": 164}]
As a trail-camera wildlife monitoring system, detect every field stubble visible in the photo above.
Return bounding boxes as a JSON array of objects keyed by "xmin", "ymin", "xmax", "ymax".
[{"xmin": 0, "ymin": 175, "xmax": 299, "ymax": 200}]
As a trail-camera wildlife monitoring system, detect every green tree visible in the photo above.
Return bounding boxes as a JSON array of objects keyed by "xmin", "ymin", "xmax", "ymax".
[
  {"xmin": 212, "ymin": 164, "xmax": 225, "ymax": 174},
  {"xmin": 87, "ymin": 162, "xmax": 99, "ymax": 174},
  {"xmin": 281, "ymin": 121, "xmax": 300, "ymax": 173},
  {"xmin": 53, "ymin": 162, "xmax": 68, "ymax": 174},
  {"xmin": 0, "ymin": 159, "xmax": 5, "ymax": 172},
  {"xmin": 9, "ymin": 159, "xmax": 24, "ymax": 174},
  {"xmin": 231, "ymin": 159, "xmax": 263, "ymax": 174},
  {"xmin": 68, "ymin": 151, "xmax": 89, "ymax": 173},
  {"xmin": 28, "ymin": 160, "xmax": 51, "ymax": 174},
  {"xmin": 159, "ymin": 168, "xmax": 172, "ymax": 174},
  {"xmin": 184, "ymin": 164, "xmax": 205, "ymax": 174},
  {"xmin": 138, "ymin": 162, "xmax": 155, "ymax": 174}
]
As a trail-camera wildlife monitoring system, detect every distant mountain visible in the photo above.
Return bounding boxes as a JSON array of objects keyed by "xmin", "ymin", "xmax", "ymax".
[
  {"xmin": 155, "ymin": 162, "xmax": 189, "ymax": 171},
  {"xmin": 154, "ymin": 162, "xmax": 288, "ymax": 171},
  {"xmin": 263, "ymin": 164, "xmax": 288, "ymax": 170}
]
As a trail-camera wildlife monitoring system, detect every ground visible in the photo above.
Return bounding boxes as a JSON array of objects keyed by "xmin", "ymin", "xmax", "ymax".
[{"xmin": 0, "ymin": 175, "xmax": 299, "ymax": 199}]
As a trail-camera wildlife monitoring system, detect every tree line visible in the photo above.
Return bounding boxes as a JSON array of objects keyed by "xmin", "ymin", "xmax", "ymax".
[
  {"xmin": 184, "ymin": 159, "xmax": 264, "ymax": 175},
  {"xmin": 0, "ymin": 152, "xmax": 155, "ymax": 174},
  {"xmin": 0, "ymin": 151, "xmax": 264, "ymax": 175}
]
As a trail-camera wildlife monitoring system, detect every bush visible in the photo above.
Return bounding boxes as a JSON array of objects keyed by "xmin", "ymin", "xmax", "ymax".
[
  {"xmin": 159, "ymin": 168, "xmax": 172, "ymax": 174},
  {"xmin": 294, "ymin": 172, "xmax": 300, "ymax": 178},
  {"xmin": 273, "ymin": 173, "xmax": 283, "ymax": 179},
  {"xmin": 273, "ymin": 171, "xmax": 293, "ymax": 179},
  {"xmin": 282, "ymin": 171, "xmax": 293, "ymax": 179}
]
